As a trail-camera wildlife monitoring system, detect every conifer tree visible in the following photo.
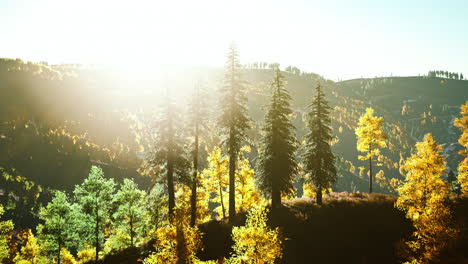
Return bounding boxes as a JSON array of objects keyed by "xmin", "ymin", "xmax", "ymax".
[
  {"xmin": 188, "ymin": 81, "xmax": 208, "ymax": 226},
  {"xmin": 396, "ymin": 133, "xmax": 458, "ymax": 263},
  {"xmin": 37, "ymin": 191, "xmax": 74, "ymax": 264},
  {"xmin": 258, "ymin": 69, "xmax": 297, "ymax": 208},
  {"xmin": 219, "ymin": 44, "xmax": 250, "ymax": 222},
  {"xmin": 113, "ymin": 178, "xmax": 147, "ymax": 248},
  {"xmin": 74, "ymin": 166, "xmax": 115, "ymax": 263},
  {"xmin": 152, "ymin": 89, "xmax": 190, "ymax": 220},
  {"xmin": 355, "ymin": 107, "xmax": 387, "ymax": 193},
  {"xmin": 455, "ymin": 101, "xmax": 468, "ymax": 194},
  {"xmin": 302, "ymin": 82, "xmax": 336, "ymax": 204}
]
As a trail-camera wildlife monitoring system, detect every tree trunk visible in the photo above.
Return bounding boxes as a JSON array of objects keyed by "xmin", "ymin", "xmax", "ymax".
[
  {"xmin": 190, "ymin": 124, "xmax": 199, "ymax": 227},
  {"xmin": 316, "ymin": 186, "xmax": 323, "ymax": 205},
  {"xmin": 219, "ymin": 184, "xmax": 226, "ymax": 219},
  {"xmin": 167, "ymin": 160, "xmax": 175, "ymax": 221},
  {"xmin": 228, "ymin": 149, "xmax": 236, "ymax": 223},
  {"xmin": 369, "ymin": 154, "xmax": 373, "ymax": 194},
  {"xmin": 271, "ymin": 186, "xmax": 281, "ymax": 209},
  {"xmin": 130, "ymin": 215, "xmax": 134, "ymax": 248},
  {"xmin": 57, "ymin": 239, "xmax": 61, "ymax": 264},
  {"xmin": 95, "ymin": 205, "xmax": 99, "ymax": 263}
]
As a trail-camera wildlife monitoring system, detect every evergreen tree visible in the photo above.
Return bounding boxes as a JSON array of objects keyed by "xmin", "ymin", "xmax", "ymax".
[
  {"xmin": 396, "ymin": 133, "xmax": 457, "ymax": 263},
  {"xmin": 37, "ymin": 191, "xmax": 74, "ymax": 264},
  {"xmin": 113, "ymin": 178, "xmax": 147, "ymax": 248},
  {"xmin": 455, "ymin": 101, "xmax": 468, "ymax": 194},
  {"xmin": 302, "ymin": 82, "xmax": 337, "ymax": 204},
  {"xmin": 219, "ymin": 44, "xmax": 250, "ymax": 222},
  {"xmin": 257, "ymin": 69, "xmax": 297, "ymax": 208},
  {"xmin": 74, "ymin": 166, "xmax": 115, "ymax": 263},
  {"xmin": 151, "ymin": 89, "xmax": 190, "ymax": 220},
  {"xmin": 188, "ymin": 81, "xmax": 208, "ymax": 226},
  {"xmin": 355, "ymin": 108, "xmax": 387, "ymax": 193}
]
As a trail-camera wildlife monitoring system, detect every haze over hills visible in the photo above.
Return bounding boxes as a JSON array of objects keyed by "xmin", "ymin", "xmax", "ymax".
[{"xmin": 1, "ymin": 58, "xmax": 466, "ymax": 196}]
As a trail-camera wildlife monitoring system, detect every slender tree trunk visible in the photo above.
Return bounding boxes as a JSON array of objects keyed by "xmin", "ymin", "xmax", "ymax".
[
  {"xmin": 57, "ymin": 239, "xmax": 61, "ymax": 264},
  {"xmin": 130, "ymin": 214, "xmax": 134, "ymax": 248},
  {"xmin": 167, "ymin": 160, "xmax": 175, "ymax": 221},
  {"xmin": 228, "ymin": 147, "xmax": 236, "ymax": 223},
  {"xmin": 190, "ymin": 122, "xmax": 199, "ymax": 226},
  {"xmin": 219, "ymin": 183, "xmax": 226, "ymax": 219},
  {"xmin": 95, "ymin": 203, "xmax": 99, "ymax": 263},
  {"xmin": 369, "ymin": 152, "xmax": 373, "ymax": 194},
  {"xmin": 271, "ymin": 186, "xmax": 281, "ymax": 209},
  {"xmin": 316, "ymin": 186, "xmax": 323, "ymax": 205}
]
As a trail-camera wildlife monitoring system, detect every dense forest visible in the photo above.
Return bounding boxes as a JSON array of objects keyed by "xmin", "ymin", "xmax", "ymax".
[{"xmin": 0, "ymin": 44, "xmax": 468, "ymax": 264}]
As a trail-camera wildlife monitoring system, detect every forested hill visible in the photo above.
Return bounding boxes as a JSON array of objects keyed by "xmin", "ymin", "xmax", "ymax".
[{"xmin": 0, "ymin": 58, "xmax": 467, "ymax": 216}]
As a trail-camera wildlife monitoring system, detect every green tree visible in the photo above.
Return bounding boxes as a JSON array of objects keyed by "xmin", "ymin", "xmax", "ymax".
[
  {"xmin": 113, "ymin": 178, "xmax": 147, "ymax": 248},
  {"xmin": 355, "ymin": 108, "xmax": 387, "ymax": 193},
  {"xmin": 37, "ymin": 191, "xmax": 74, "ymax": 264},
  {"xmin": 302, "ymin": 82, "xmax": 337, "ymax": 204},
  {"xmin": 151, "ymin": 89, "xmax": 190, "ymax": 220},
  {"xmin": 219, "ymin": 43, "xmax": 250, "ymax": 222},
  {"xmin": 74, "ymin": 166, "xmax": 115, "ymax": 263},
  {"xmin": 0, "ymin": 204, "xmax": 14, "ymax": 262},
  {"xmin": 257, "ymin": 69, "xmax": 297, "ymax": 208}
]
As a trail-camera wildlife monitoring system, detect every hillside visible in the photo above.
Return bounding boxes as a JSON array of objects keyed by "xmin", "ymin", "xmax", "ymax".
[{"xmin": 1, "ymin": 59, "xmax": 467, "ymax": 229}]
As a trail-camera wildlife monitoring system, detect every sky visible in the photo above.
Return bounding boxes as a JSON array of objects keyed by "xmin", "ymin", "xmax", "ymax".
[{"xmin": 0, "ymin": 0, "xmax": 467, "ymax": 80}]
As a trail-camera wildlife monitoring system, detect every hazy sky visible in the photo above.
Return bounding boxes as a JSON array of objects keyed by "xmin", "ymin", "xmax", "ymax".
[{"xmin": 1, "ymin": 0, "xmax": 467, "ymax": 80}]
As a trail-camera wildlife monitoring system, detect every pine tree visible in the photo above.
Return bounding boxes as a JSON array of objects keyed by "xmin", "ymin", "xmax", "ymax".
[
  {"xmin": 219, "ymin": 44, "xmax": 250, "ymax": 222},
  {"xmin": 151, "ymin": 89, "xmax": 190, "ymax": 220},
  {"xmin": 113, "ymin": 178, "xmax": 147, "ymax": 248},
  {"xmin": 302, "ymin": 82, "xmax": 336, "ymax": 204},
  {"xmin": 74, "ymin": 166, "xmax": 115, "ymax": 263},
  {"xmin": 355, "ymin": 108, "xmax": 387, "ymax": 193},
  {"xmin": 455, "ymin": 101, "xmax": 468, "ymax": 195},
  {"xmin": 257, "ymin": 69, "xmax": 297, "ymax": 208},
  {"xmin": 37, "ymin": 191, "xmax": 74, "ymax": 264},
  {"xmin": 396, "ymin": 133, "xmax": 458, "ymax": 263},
  {"xmin": 188, "ymin": 81, "xmax": 208, "ymax": 226}
]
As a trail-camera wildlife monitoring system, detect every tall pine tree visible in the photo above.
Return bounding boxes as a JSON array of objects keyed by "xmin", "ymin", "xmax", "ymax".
[
  {"xmin": 258, "ymin": 69, "xmax": 297, "ymax": 208},
  {"xmin": 152, "ymin": 88, "xmax": 190, "ymax": 220},
  {"xmin": 188, "ymin": 81, "xmax": 208, "ymax": 226},
  {"xmin": 303, "ymin": 82, "xmax": 336, "ymax": 205},
  {"xmin": 219, "ymin": 44, "xmax": 250, "ymax": 222}
]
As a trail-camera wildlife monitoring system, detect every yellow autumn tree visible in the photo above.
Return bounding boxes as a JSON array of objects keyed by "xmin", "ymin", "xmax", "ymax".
[
  {"xmin": 13, "ymin": 230, "xmax": 45, "ymax": 264},
  {"xmin": 201, "ymin": 146, "xmax": 229, "ymax": 218},
  {"xmin": 355, "ymin": 107, "xmax": 387, "ymax": 193},
  {"xmin": 455, "ymin": 101, "xmax": 468, "ymax": 194},
  {"xmin": 235, "ymin": 146, "xmax": 265, "ymax": 213},
  {"xmin": 395, "ymin": 133, "xmax": 458, "ymax": 263},
  {"xmin": 175, "ymin": 184, "xmax": 211, "ymax": 225},
  {"xmin": 145, "ymin": 208, "xmax": 202, "ymax": 264},
  {"xmin": 227, "ymin": 207, "xmax": 282, "ymax": 264}
]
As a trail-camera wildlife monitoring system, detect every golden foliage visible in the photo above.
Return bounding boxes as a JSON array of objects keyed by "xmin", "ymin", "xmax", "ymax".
[
  {"xmin": 60, "ymin": 248, "xmax": 76, "ymax": 264},
  {"xmin": 455, "ymin": 101, "xmax": 468, "ymax": 194},
  {"xmin": 228, "ymin": 207, "xmax": 282, "ymax": 264},
  {"xmin": 302, "ymin": 182, "xmax": 332, "ymax": 199},
  {"xmin": 145, "ymin": 209, "xmax": 203, "ymax": 264},
  {"xmin": 355, "ymin": 107, "xmax": 387, "ymax": 160},
  {"xmin": 13, "ymin": 230, "xmax": 43, "ymax": 264},
  {"xmin": 396, "ymin": 133, "xmax": 458, "ymax": 263},
  {"xmin": 76, "ymin": 246, "xmax": 96, "ymax": 264}
]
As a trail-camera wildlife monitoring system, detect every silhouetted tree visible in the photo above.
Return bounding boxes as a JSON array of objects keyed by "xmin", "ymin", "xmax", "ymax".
[
  {"xmin": 258, "ymin": 69, "xmax": 297, "ymax": 208},
  {"xmin": 219, "ymin": 44, "xmax": 250, "ymax": 222},
  {"xmin": 303, "ymin": 82, "xmax": 337, "ymax": 204},
  {"xmin": 152, "ymin": 89, "xmax": 190, "ymax": 220}
]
